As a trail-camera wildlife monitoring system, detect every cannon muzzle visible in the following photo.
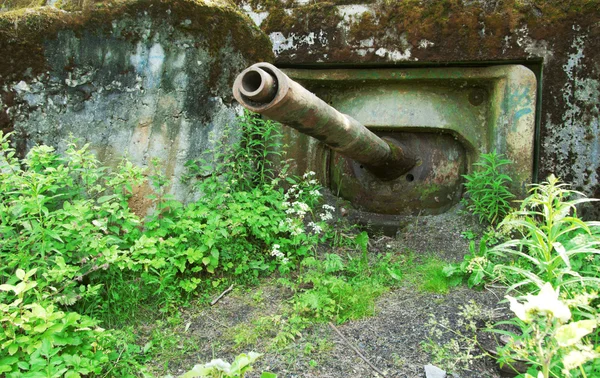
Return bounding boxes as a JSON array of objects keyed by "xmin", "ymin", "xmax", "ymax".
[{"xmin": 232, "ymin": 63, "xmax": 417, "ymax": 181}]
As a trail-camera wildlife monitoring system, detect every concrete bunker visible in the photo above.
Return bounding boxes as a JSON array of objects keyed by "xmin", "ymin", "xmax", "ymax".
[{"xmin": 233, "ymin": 61, "xmax": 537, "ymax": 228}]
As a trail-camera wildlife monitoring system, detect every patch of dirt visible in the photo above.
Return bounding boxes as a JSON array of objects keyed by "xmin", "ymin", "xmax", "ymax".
[{"xmin": 148, "ymin": 205, "xmax": 512, "ymax": 378}]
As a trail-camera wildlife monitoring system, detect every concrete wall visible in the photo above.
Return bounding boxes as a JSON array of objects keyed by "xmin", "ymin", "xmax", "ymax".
[
  {"xmin": 2, "ymin": 0, "xmax": 599, "ymax": 217},
  {"xmin": 0, "ymin": 0, "xmax": 273, "ymax": 206}
]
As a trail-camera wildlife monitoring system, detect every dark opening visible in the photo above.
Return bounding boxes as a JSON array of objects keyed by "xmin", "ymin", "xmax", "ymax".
[
  {"xmin": 406, "ymin": 174, "xmax": 414, "ymax": 182},
  {"xmin": 242, "ymin": 71, "xmax": 262, "ymax": 93}
]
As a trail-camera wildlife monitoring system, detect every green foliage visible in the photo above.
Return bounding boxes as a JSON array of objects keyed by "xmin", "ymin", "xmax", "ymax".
[
  {"xmin": 0, "ymin": 110, "xmax": 334, "ymax": 375},
  {"xmin": 449, "ymin": 174, "xmax": 600, "ymax": 377},
  {"xmin": 488, "ymin": 174, "xmax": 600, "ymax": 292},
  {"xmin": 230, "ymin": 244, "xmax": 404, "ymax": 351},
  {"xmin": 0, "ymin": 269, "xmax": 145, "ymax": 377},
  {"xmin": 0, "ymin": 132, "xmax": 145, "ymax": 322},
  {"xmin": 443, "ymin": 239, "xmax": 495, "ymax": 288},
  {"xmin": 172, "ymin": 352, "xmax": 275, "ymax": 378},
  {"xmin": 402, "ymin": 254, "xmax": 453, "ymax": 294},
  {"xmin": 463, "ymin": 150, "xmax": 515, "ymax": 225}
]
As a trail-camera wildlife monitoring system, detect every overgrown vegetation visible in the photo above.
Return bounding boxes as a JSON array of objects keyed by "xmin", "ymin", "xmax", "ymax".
[
  {"xmin": 0, "ymin": 111, "xmax": 409, "ymax": 376},
  {"xmin": 0, "ymin": 111, "xmax": 332, "ymax": 376},
  {"xmin": 3, "ymin": 112, "xmax": 599, "ymax": 378},
  {"xmin": 462, "ymin": 150, "xmax": 515, "ymax": 225},
  {"xmin": 442, "ymin": 151, "xmax": 600, "ymax": 378}
]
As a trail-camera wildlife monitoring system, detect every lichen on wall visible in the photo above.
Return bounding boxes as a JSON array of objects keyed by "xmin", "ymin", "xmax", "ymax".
[{"xmin": 0, "ymin": 0, "xmax": 273, "ymax": 207}]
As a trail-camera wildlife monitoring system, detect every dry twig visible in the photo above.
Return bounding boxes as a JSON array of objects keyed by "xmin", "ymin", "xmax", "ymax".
[
  {"xmin": 210, "ymin": 284, "xmax": 234, "ymax": 306},
  {"xmin": 328, "ymin": 322, "xmax": 386, "ymax": 377}
]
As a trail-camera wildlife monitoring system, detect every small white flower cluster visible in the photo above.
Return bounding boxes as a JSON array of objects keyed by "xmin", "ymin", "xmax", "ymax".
[
  {"xmin": 303, "ymin": 171, "xmax": 316, "ymax": 179},
  {"xmin": 308, "ymin": 221, "xmax": 322, "ymax": 234},
  {"xmin": 466, "ymin": 256, "xmax": 488, "ymax": 273},
  {"xmin": 278, "ymin": 218, "xmax": 304, "ymax": 236},
  {"xmin": 283, "ymin": 201, "xmax": 310, "ymax": 218},
  {"xmin": 271, "ymin": 244, "xmax": 289, "ymax": 264},
  {"xmin": 319, "ymin": 204, "xmax": 335, "ymax": 222},
  {"xmin": 309, "ymin": 189, "xmax": 321, "ymax": 197}
]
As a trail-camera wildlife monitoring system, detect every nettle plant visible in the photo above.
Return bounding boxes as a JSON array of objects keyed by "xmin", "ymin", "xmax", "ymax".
[{"xmin": 0, "ymin": 269, "xmax": 144, "ymax": 377}]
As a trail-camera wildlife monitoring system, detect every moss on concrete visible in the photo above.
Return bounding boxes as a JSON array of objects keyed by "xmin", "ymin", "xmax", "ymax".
[
  {"xmin": 0, "ymin": 0, "xmax": 273, "ymax": 86},
  {"xmin": 261, "ymin": 1, "xmax": 342, "ymax": 34},
  {"xmin": 0, "ymin": 0, "xmax": 46, "ymax": 11}
]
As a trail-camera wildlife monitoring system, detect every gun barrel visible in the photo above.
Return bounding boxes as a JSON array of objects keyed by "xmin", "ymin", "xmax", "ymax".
[{"xmin": 232, "ymin": 62, "xmax": 416, "ymax": 180}]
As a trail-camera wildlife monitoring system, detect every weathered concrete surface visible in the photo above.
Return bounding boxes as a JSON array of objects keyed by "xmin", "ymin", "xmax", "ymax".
[
  {"xmin": 237, "ymin": 0, "xmax": 600, "ymax": 217},
  {"xmin": 0, "ymin": 0, "xmax": 273, "ymax": 205}
]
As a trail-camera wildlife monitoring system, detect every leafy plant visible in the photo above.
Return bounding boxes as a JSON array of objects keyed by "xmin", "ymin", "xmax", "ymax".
[
  {"xmin": 0, "ymin": 269, "xmax": 145, "ymax": 377},
  {"xmin": 488, "ymin": 175, "xmax": 600, "ymax": 292},
  {"xmin": 171, "ymin": 352, "xmax": 276, "ymax": 378},
  {"xmin": 0, "ymin": 108, "xmax": 334, "ymax": 374},
  {"xmin": 463, "ymin": 150, "xmax": 515, "ymax": 225},
  {"xmin": 444, "ymin": 239, "xmax": 495, "ymax": 288}
]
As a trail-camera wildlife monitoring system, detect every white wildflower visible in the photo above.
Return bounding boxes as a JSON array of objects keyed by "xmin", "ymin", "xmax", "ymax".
[
  {"xmin": 319, "ymin": 212, "xmax": 333, "ymax": 222},
  {"xmin": 271, "ymin": 244, "xmax": 283, "ymax": 258},
  {"xmin": 303, "ymin": 171, "xmax": 316, "ymax": 179},
  {"xmin": 308, "ymin": 221, "xmax": 322, "ymax": 234},
  {"xmin": 309, "ymin": 190, "xmax": 321, "ymax": 197},
  {"xmin": 204, "ymin": 359, "xmax": 231, "ymax": 373},
  {"xmin": 308, "ymin": 179, "xmax": 317, "ymax": 185},
  {"xmin": 506, "ymin": 282, "xmax": 571, "ymax": 324},
  {"xmin": 294, "ymin": 202, "xmax": 310, "ymax": 213},
  {"xmin": 555, "ymin": 320, "xmax": 597, "ymax": 347},
  {"xmin": 562, "ymin": 346, "xmax": 600, "ymax": 372},
  {"xmin": 322, "ymin": 204, "xmax": 335, "ymax": 211},
  {"xmin": 506, "ymin": 295, "xmax": 531, "ymax": 323}
]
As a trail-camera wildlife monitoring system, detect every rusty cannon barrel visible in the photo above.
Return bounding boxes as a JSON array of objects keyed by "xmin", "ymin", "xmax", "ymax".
[{"xmin": 232, "ymin": 62, "xmax": 417, "ymax": 181}]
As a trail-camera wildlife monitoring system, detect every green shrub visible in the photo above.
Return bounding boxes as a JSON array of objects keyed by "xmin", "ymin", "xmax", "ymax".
[
  {"xmin": 450, "ymin": 175, "xmax": 600, "ymax": 377},
  {"xmin": 0, "ymin": 110, "xmax": 333, "ymax": 374},
  {"xmin": 0, "ymin": 269, "xmax": 145, "ymax": 377},
  {"xmin": 463, "ymin": 150, "xmax": 515, "ymax": 225}
]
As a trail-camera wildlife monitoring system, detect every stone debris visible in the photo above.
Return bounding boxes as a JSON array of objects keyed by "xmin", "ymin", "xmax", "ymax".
[{"xmin": 424, "ymin": 364, "xmax": 447, "ymax": 378}]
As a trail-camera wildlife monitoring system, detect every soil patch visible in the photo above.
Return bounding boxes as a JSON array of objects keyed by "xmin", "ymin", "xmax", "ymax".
[{"xmin": 146, "ymin": 206, "xmax": 512, "ymax": 378}]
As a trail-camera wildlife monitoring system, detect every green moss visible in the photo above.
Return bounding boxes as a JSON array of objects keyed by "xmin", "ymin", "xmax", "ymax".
[
  {"xmin": 341, "ymin": 0, "xmax": 600, "ymax": 59},
  {"xmin": 0, "ymin": 0, "xmax": 273, "ymax": 86},
  {"xmin": 0, "ymin": 0, "xmax": 46, "ymax": 11},
  {"xmin": 262, "ymin": 2, "xmax": 342, "ymax": 35}
]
